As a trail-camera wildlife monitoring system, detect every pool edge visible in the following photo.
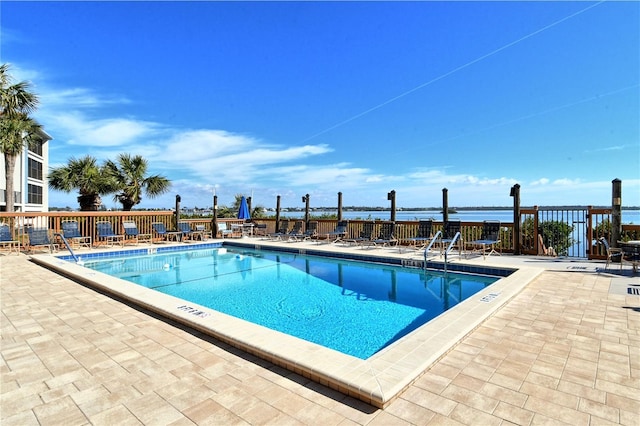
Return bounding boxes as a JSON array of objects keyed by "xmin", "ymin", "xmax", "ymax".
[{"xmin": 30, "ymin": 245, "xmax": 543, "ymax": 408}]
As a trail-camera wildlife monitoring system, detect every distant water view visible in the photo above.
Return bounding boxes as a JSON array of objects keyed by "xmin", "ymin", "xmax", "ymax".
[{"xmin": 279, "ymin": 209, "xmax": 640, "ymax": 224}]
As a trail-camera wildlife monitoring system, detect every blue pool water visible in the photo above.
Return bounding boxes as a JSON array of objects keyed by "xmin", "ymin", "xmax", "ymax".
[{"xmin": 80, "ymin": 246, "xmax": 499, "ymax": 359}]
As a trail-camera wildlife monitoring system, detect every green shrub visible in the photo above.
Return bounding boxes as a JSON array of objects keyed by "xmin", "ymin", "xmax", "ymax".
[
  {"xmin": 522, "ymin": 217, "xmax": 574, "ymax": 255},
  {"xmin": 539, "ymin": 221, "xmax": 574, "ymax": 256}
]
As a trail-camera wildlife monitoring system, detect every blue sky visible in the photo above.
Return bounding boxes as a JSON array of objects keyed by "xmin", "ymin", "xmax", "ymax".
[{"xmin": 2, "ymin": 1, "xmax": 639, "ymax": 210}]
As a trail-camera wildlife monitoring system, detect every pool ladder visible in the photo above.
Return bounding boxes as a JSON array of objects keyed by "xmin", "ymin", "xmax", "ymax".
[
  {"xmin": 424, "ymin": 231, "xmax": 460, "ymax": 274},
  {"xmin": 423, "ymin": 230, "xmax": 441, "ymax": 263},
  {"xmin": 54, "ymin": 232, "xmax": 80, "ymax": 263}
]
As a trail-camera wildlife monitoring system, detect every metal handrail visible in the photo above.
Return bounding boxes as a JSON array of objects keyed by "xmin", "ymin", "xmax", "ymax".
[
  {"xmin": 54, "ymin": 232, "xmax": 79, "ymax": 263},
  {"xmin": 423, "ymin": 230, "xmax": 442, "ymax": 263},
  {"xmin": 443, "ymin": 232, "xmax": 461, "ymax": 274}
]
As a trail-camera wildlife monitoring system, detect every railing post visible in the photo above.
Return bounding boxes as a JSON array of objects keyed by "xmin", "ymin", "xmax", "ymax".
[
  {"xmin": 442, "ymin": 188, "xmax": 449, "ymax": 223},
  {"xmin": 533, "ymin": 205, "xmax": 539, "ymax": 254},
  {"xmin": 302, "ymin": 194, "xmax": 310, "ymax": 229},
  {"xmin": 175, "ymin": 194, "xmax": 181, "ymax": 231},
  {"xmin": 212, "ymin": 195, "xmax": 218, "ymax": 237},
  {"xmin": 275, "ymin": 195, "xmax": 281, "ymax": 232},
  {"xmin": 612, "ymin": 179, "xmax": 622, "ymax": 248},
  {"xmin": 388, "ymin": 190, "xmax": 396, "ymax": 222},
  {"xmin": 510, "ymin": 184, "xmax": 521, "ymax": 255}
]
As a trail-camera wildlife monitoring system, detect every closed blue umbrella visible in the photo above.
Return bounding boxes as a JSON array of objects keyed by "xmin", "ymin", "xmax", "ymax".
[{"xmin": 238, "ymin": 196, "xmax": 250, "ymax": 220}]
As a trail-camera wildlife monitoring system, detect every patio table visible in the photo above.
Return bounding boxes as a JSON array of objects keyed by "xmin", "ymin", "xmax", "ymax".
[
  {"xmin": 232, "ymin": 223, "xmax": 254, "ymax": 237},
  {"xmin": 618, "ymin": 240, "xmax": 640, "ymax": 274}
]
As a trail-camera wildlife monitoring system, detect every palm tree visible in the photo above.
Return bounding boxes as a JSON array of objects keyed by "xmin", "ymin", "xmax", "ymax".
[
  {"xmin": 0, "ymin": 64, "xmax": 38, "ymax": 114},
  {"xmin": 103, "ymin": 153, "xmax": 171, "ymax": 211},
  {"xmin": 48, "ymin": 155, "xmax": 116, "ymax": 211},
  {"xmin": 1, "ymin": 63, "xmax": 40, "ymax": 212},
  {"xmin": 1, "ymin": 113, "xmax": 44, "ymax": 212}
]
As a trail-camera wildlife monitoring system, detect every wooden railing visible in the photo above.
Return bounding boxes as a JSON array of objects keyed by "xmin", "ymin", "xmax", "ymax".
[
  {"xmin": 0, "ymin": 211, "xmax": 246, "ymax": 247},
  {"xmin": 247, "ymin": 218, "xmax": 515, "ymax": 254},
  {"xmin": 1, "ymin": 209, "xmax": 634, "ymax": 258}
]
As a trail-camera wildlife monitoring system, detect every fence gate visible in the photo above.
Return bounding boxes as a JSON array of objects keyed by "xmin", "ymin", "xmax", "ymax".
[
  {"xmin": 519, "ymin": 206, "xmax": 609, "ymax": 258},
  {"xmin": 587, "ymin": 208, "xmax": 612, "ymax": 260}
]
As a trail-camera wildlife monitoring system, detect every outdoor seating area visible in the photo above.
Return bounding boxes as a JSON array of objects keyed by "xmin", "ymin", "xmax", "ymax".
[{"xmin": 0, "ymin": 209, "xmax": 637, "ymax": 275}]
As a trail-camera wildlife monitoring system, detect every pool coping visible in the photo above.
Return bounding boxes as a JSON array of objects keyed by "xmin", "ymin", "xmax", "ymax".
[{"xmin": 31, "ymin": 241, "xmax": 543, "ymax": 408}]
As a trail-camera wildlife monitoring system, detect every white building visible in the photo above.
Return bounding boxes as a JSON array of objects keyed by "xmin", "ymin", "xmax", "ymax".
[{"xmin": 0, "ymin": 129, "xmax": 52, "ymax": 212}]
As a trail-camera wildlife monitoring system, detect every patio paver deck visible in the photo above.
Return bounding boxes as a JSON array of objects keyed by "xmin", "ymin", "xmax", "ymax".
[{"xmin": 1, "ymin": 248, "xmax": 639, "ymax": 425}]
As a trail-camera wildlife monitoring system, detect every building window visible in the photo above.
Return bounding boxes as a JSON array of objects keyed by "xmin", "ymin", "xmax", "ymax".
[
  {"xmin": 29, "ymin": 142, "xmax": 43, "ymax": 156},
  {"xmin": 28, "ymin": 158, "xmax": 43, "ymax": 180},
  {"xmin": 28, "ymin": 184, "xmax": 43, "ymax": 204}
]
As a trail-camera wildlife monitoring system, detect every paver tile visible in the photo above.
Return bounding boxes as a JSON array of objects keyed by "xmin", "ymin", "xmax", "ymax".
[{"xmin": 2, "ymin": 253, "xmax": 638, "ymax": 425}]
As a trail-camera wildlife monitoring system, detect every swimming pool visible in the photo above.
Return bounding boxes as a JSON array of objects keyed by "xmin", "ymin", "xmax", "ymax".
[
  {"xmin": 34, "ymin": 241, "xmax": 541, "ymax": 407},
  {"xmin": 79, "ymin": 246, "xmax": 499, "ymax": 359}
]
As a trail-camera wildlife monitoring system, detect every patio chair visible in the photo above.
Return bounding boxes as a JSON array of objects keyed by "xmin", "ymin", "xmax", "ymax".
[
  {"xmin": 289, "ymin": 221, "xmax": 318, "ymax": 242},
  {"xmin": 96, "ymin": 221, "xmax": 125, "ymax": 247},
  {"xmin": 195, "ymin": 224, "xmax": 212, "ymax": 240},
  {"xmin": 439, "ymin": 220, "xmax": 463, "ymax": 256},
  {"xmin": 320, "ymin": 220, "xmax": 348, "ymax": 244},
  {"xmin": 466, "ymin": 221, "xmax": 501, "ymax": 259},
  {"xmin": 538, "ymin": 234, "xmax": 557, "ymax": 257},
  {"xmin": 217, "ymin": 222, "xmax": 238, "ymax": 238},
  {"xmin": 344, "ymin": 221, "xmax": 375, "ymax": 248},
  {"xmin": 26, "ymin": 227, "xmax": 57, "ymax": 253},
  {"xmin": 61, "ymin": 220, "xmax": 92, "ymax": 249},
  {"xmin": 403, "ymin": 220, "xmax": 435, "ymax": 250},
  {"xmin": 371, "ymin": 222, "xmax": 398, "ymax": 248},
  {"xmin": 178, "ymin": 222, "xmax": 203, "ymax": 241},
  {"xmin": 598, "ymin": 237, "xmax": 623, "ymax": 271},
  {"xmin": 253, "ymin": 223, "xmax": 268, "ymax": 237},
  {"xmin": 123, "ymin": 221, "xmax": 152, "ymax": 245},
  {"xmin": 151, "ymin": 222, "xmax": 181, "ymax": 242},
  {"xmin": 282, "ymin": 220, "xmax": 304, "ymax": 241},
  {"xmin": 0, "ymin": 223, "xmax": 20, "ymax": 255},
  {"xmin": 268, "ymin": 219, "xmax": 290, "ymax": 240}
]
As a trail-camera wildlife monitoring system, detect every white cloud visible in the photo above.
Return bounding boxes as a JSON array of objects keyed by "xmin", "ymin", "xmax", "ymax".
[
  {"xmin": 150, "ymin": 129, "xmax": 336, "ymax": 184},
  {"xmin": 44, "ymin": 112, "xmax": 159, "ymax": 147},
  {"xmin": 587, "ymin": 144, "xmax": 626, "ymax": 153},
  {"xmin": 530, "ymin": 178, "xmax": 550, "ymax": 186},
  {"xmin": 40, "ymin": 87, "xmax": 131, "ymax": 108},
  {"xmin": 26, "ymin": 63, "xmax": 638, "ymax": 210},
  {"xmin": 6, "ymin": 63, "xmax": 41, "ymax": 84}
]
